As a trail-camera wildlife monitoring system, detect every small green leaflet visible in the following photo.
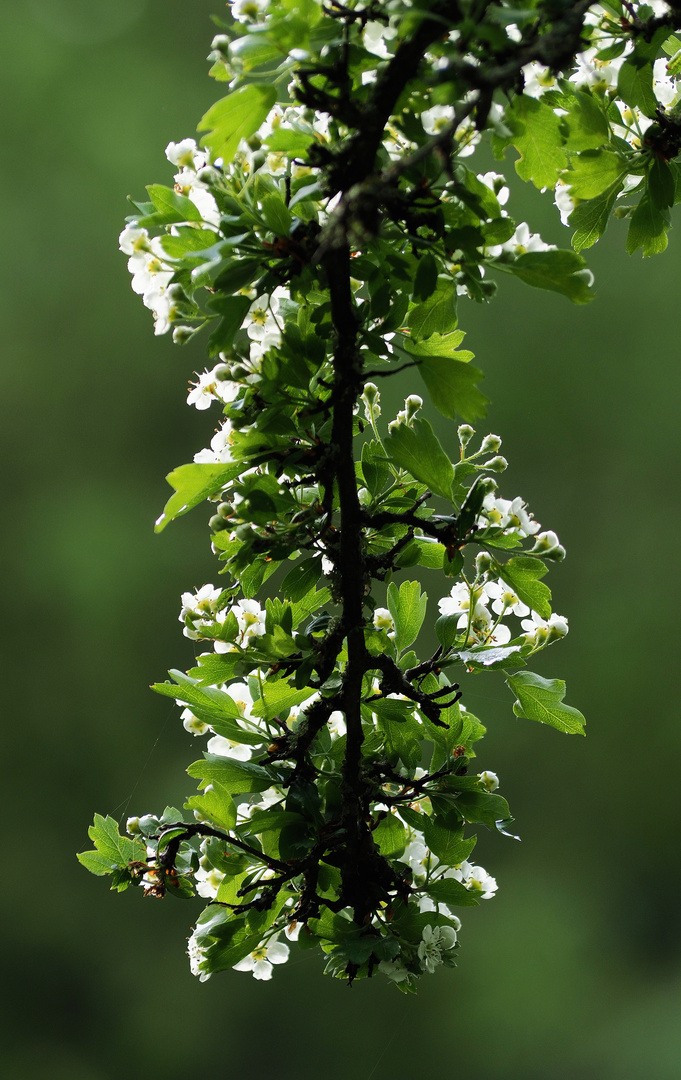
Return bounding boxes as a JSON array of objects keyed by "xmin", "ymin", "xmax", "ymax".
[
  {"xmin": 427, "ymin": 877, "xmax": 480, "ymax": 907},
  {"xmin": 561, "ymin": 149, "xmax": 627, "ymax": 200},
  {"xmin": 498, "ymin": 555, "xmax": 551, "ymax": 619},
  {"xmin": 78, "ymin": 814, "xmax": 146, "ymax": 877},
  {"xmin": 617, "ymin": 57, "xmax": 657, "ymax": 118},
  {"xmin": 155, "ymin": 462, "xmax": 242, "ymax": 532},
  {"xmin": 507, "ymin": 671, "xmax": 586, "ymax": 735},
  {"xmin": 569, "ymin": 179, "xmax": 624, "ymax": 252},
  {"xmin": 421, "ymin": 819, "xmax": 476, "ymax": 866},
  {"xmin": 198, "ymin": 84, "xmax": 277, "ymax": 163},
  {"xmin": 626, "ymin": 192, "xmax": 669, "ymax": 257},
  {"xmin": 562, "ymin": 90, "xmax": 609, "ymax": 152},
  {"xmin": 187, "ymin": 755, "xmax": 274, "ymax": 794},
  {"xmin": 373, "ymin": 813, "xmax": 407, "ymax": 858},
  {"xmin": 250, "ymin": 680, "xmax": 315, "ymax": 722},
  {"xmin": 383, "ymin": 418, "xmax": 454, "ymax": 501},
  {"xmin": 504, "ymin": 249, "xmax": 594, "ymax": 304},
  {"xmin": 501, "ymin": 95, "xmax": 569, "ymax": 189},
  {"xmin": 386, "ymin": 579, "xmax": 427, "ymax": 653},
  {"xmin": 146, "ymin": 184, "xmax": 202, "ymax": 223},
  {"xmin": 402, "ymin": 332, "xmax": 488, "ymax": 421},
  {"xmin": 184, "ymin": 781, "xmax": 237, "ymax": 831},
  {"xmin": 406, "ymin": 281, "xmax": 458, "ymax": 340}
]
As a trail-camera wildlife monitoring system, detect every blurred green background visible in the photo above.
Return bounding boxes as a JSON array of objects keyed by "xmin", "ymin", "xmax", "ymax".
[{"xmin": 3, "ymin": 2, "xmax": 681, "ymax": 1077}]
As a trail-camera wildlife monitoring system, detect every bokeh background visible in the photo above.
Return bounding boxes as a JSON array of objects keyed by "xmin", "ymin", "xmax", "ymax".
[{"xmin": 3, "ymin": 2, "xmax": 681, "ymax": 1077}]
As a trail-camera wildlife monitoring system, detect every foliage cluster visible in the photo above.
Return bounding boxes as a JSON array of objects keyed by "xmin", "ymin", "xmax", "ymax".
[{"xmin": 81, "ymin": 0, "xmax": 681, "ymax": 989}]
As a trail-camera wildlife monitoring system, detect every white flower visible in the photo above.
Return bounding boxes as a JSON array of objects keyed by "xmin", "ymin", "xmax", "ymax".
[
  {"xmin": 193, "ymin": 419, "xmax": 234, "ymax": 463},
  {"xmin": 478, "ymin": 770, "xmax": 499, "ymax": 792},
  {"xmin": 403, "ymin": 840, "xmax": 430, "ymax": 878},
  {"xmin": 195, "ymin": 864, "xmax": 226, "ymax": 898},
  {"xmin": 363, "ymin": 21, "xmax": 397, "ymax": 58},
  {"xmin": 554, "ymin": 181, "xmax": 578, "ymax": 227},
  {"xmin": 450, "ymin": 861, "xmax": 498, "ymax": 899},
  {"xmin": 480, "ymin": 494, "xmax": 540, "ymax": 537},
  {"xmin": 166, "ymin": 138, "xmax": 203, "ymax": 169},
  {"xmin": 206, "ymin": 733, "xmax": 252, "ymax": 760},
  {"xmin": 233, "ymin": 937, "xmax": 289, "ymax": 980},
  {"xmin": 373, "ymin": 607, "xmax": 395, "ymax": 634},
  {"xmin": 179, "ymin": 584, "xmax": 222, "ymax": 638},
  {"xmin": 181, "ymin": 707, "xmax": 210, "ymax": 736},
  {"xmin": 483, "ymin": 580, "xmax": 530, "ymax": 619},
  {"xmin": 187, "ymin": 931, "xmax": 211, "ymax": 981},
  {"xmin": 478, "ymin": 171, "xmax": 509, "ymax": 206},
  {"xmin": 328, "ymin": 710, "xmax": 346, "ymax": 738},
  {"xmin": 187, "ymin": 365, "xmax": 241, "ymax": 410},
  {"xmin": 234, "ymin": 598, "xmax": 267, "ymax": 644},
  {"xmin": 232, "ymin": 0, "xmax": 268, "ymax": 22},
  {"xmin": 378, "ymin": 958, "xmax": 412, "ymax": 983},
  {"xmin": 522, "ymin": 62, "xmax": 556, "ymax": 98},
  {"xmin": 502, "ymin": 222, "xmax": 556, "ymax": 256},
  {"xmin": 421, "ymin": 104, "xmax": 456, "ymax": 135},
  {"xmin": 521, "ymin": 610, "xmax": 569, "ymax": 645},
  {"xmin": 417, "ymin": 923, "xmax": 458, "ymax": 973}
]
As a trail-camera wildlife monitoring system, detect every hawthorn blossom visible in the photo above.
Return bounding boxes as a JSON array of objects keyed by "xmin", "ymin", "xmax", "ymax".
[
  {"xmin": 521, "ymin": 610, "xmax": 569, "ymax": 646},
  {"xmin": 195, "ymin": 863, "xmax": 226, "ymax": 898},
  {"xmin": 479, "ymin": 493, "xmax": 541, "ymax": 537},
  {"xmin": 187, "ymin": 364, "xmax": 241, "ymax": 410},
  {"xmin": 450, "ymin": 861, "xmax": 498, "ymax": 899},
  {"xmin": 233, "ymin": 938, "xmax": 289, "ymax": 980},
  {"xmin": 483, "ymin": 580, "xmax": 530, "ymax": 619},
  {"xmin": 193, "ymin": 419, "xmax": 234, "ymax": 463},
  {"xmin": 418, "ymin": 923, "xmax": 458, "ymax": 973},
  {"xmin": 179, "ymin": 584, "xmax": 222, "ymax": 639},
  {"xmin": 206, "ymin": 733, "xmax": 252, "ymax": 760},
  {"xmin": 187, "ymin": 931, "xmax": 211, "ymax": 981},
  {"xmin": 478, "ymin": 770, "xmax": 500, "ymax": 792}
]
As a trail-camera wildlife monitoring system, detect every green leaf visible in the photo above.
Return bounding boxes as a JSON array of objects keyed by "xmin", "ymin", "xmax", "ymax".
[
  {"xmin": 198, "ymin": 84, "xmax": 278, "ymax": 163},
  {"xmin": 145, "ymin": 184, "xmax": 202, "ymax": 224},
  {"xmin": 455, "ymin": 791, "xmax": 511, "ymax": 826},
  {"xmin": 207, "ymin": 293, "xmax": 253, "ymax": 355},
  {"xmin": 413, "ymin": 252, "xmax": 438, "ymax": 301},
  {"xmin": 386, "ymin": 580, "xmax": 427, "ymax": 653},
  {"xmin": 154, "ymin": 462, "xmax": 242, "ymax": 532},
  {"xmin": 184, "ymin": 781, "xmax": 237, "ymax": 830},
  {"xmin": 228, "ymin": 34, "xmax": 281, "ymax": 72},
  {"xmin": 626, "ymin": 192, "xmax": 669, "ymax": 256},
  {"xmin": 78, "ymin": 814, "xmax": 146, "ymax": 874},
  {"xmin": 421, "ymin": 820, "xmax": 472, "ymax": 865},
  {"xmin": 503, "ymin": 95, "xmax": 569, "ymax": 189},
  {"xmin": 427, "ymin": 876, "xmax": 480, "ymax": 907},
  {"xmin": 361, "ymin": 440, "xmax": 389, "ymax": 498},
  {"xmin": 498, "ymin": 556, "xmax": 551, "ymax": 619},
  {"xmin": 187, "ymin": 755, "xmax": 274, "ymax": 794},
  {"xmin": 561, "ymin": 149, "xmax": 627, "ymax": 200},
  {"xmin": 383, "ymin": 418, "xmax": 454, "ymax": 501},
  {"xmin": 569, "ymin": 179, "xmax": 624, "ymax": 252},
  {"xmin": 260, "ymin": 192, "xmax": 292, "ymax": 235},
  {"xmin": 648, "ymin": 157, "xmax": 675, "ymax": 211},
  {"xmin": 161, "ymin": 227, "xmax": 222, "ymax": 257},
  {"xmin": 504, "ymin": 249, "xmax": 594, "ymax": 304},
  {"xmin": 507, "ymin": 671, "xmax": 586, "ymax": 735},
  {"xmin": 617, "ymin": 57, "xmax": 657, "ymax": 118},
  {"xmin": 406, "ymin": 281, "xmax": 458, "ymax": 340},
  {"xmin": 250, "ymin": 681, "xmax": 315, "ymax": 723},
  {"xmin": 415, "ymin": 355, "xmax": 488, "ymax": 423},
  {"xmin": 562, "ymin": 91, "xmax": 609, "ymax": 151},
  {"xmin": 280, "ymin": 558, "xmax": 321, "ymax": 602},
  {"xmin": 373, "ymin": 813, "xmax": 407, "ymax": 858}
]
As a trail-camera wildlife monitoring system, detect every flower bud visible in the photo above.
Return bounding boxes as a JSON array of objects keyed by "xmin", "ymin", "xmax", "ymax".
[
  {"xmin": 458, "ymin": 424, "xmax": 475, "ymax": 448},
  {"xmin": 217, "ymin": 502, "xmax": 233, "ymax": 519},
  {"xmin": 126, "ymin": 817, "xmax": 141, "ymax": 835},
  {"xmin": 530, "ymin": 530, "xmax": 566, "ymax": 561},
  {"xmin": 480, "ymin": 433, "xmax": 502, "ymax": 454},
  {"xmin": 485, "ymin": 455, "xmax": 508, "ymax": 473},
  {"xmin": 475, "ymin": 551, "xmax": 493, "ymax": 574},
  {"xmin": 404, "ymin": 394, "xmax": 423, "ymax": 423},
  {"xmin": 210, "ymin": 34, "xmax": 231, "ymax": 58},
  {"xmin": 172, "ymin": 325, "xmax": 195, "ymax": 345},
  {"xmin": 213, "ymin": 363, "xmax": 231, "ymax": 381},
  {"xmin": 478, "ymin": 770, "xmax": 499, "ymax": 792},
  {"xmin": 208, "ymin": 514, "xmax": 229, "ymax": 532}
]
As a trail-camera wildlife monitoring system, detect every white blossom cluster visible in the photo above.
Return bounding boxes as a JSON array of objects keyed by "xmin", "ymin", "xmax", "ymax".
[{"xmin": 178, "ymin": 585, "xmax": 267, "ymax": 651}]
